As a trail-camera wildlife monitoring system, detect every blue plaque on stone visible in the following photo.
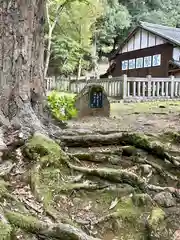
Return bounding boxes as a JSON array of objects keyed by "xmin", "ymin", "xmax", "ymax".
[{"xmin": 90, "ymin": 88, "xmax": 103, "ymax": 108}]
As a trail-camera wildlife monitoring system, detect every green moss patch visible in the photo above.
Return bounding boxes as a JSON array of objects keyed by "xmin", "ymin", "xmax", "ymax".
[
  {"xmin": 23, "ymin": 133, "xmax": 68, "ymax": 166},
  {"xmin": 132, "ymin": 193, "xmax": 153, "ymax": 208},
  {"xmin": 115, "ymin": 198, "xmax": 140, "ymax": 222},
  {"xmin": 148, "ymin": 207, "xmax": 165, "ymax": 227},
  {"xmin": 5, "ymin": 211, "xmax": 41, "ymax": 233},
  {"xmin": 0, "ymin": 221, "xmax": 12, "ymax": 240}
]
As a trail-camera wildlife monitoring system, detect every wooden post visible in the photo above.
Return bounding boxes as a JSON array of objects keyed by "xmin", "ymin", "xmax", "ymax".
[
  {"xmin": 147, "ymin": 75, "xmax": 152, "ymax": 97},
  {"xmin": 122, "ymin": 74, "xmax": 127, "ymax": 99},
  {"xmin": 170, "ymin": 75, "xmax": 174, "ymax": 98},
  {"xmin": 157, "ymin": 82, "xmax": 160, "ymax": 97}
]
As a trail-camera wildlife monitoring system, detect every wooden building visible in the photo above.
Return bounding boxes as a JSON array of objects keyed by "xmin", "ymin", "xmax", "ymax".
[{"xmin": 101, "ymin": 22, "xmax": 180, "ymax": 78}]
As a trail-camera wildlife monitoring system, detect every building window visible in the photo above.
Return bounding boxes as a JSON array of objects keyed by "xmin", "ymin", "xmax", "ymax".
[
  {"xmin": 121, "ymin": 54, "xmax": 161, "ymax": 70},
  {"xmin": 122, "ymin": 60, "xmax": 128, "ymax": 70},
  {"xmin": 144, "ymin": 56, "xmax": 152, "ymax": 68},
  {"xmin": 152, "ymin": 54, "xmax": 161, "ymax": 66},
  {"xmin": 136, "ymin": 57, "xmax": 143, "ymax": 68},
  {"xmin": 129, "ymin": 59, "xmax": 136, "ymax": 69}
]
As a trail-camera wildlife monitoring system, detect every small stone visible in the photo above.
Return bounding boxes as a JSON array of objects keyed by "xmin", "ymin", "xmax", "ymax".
[
  {"xmin": 122, "ymin": 146, "xmax": 137, "ymax": 156},
  {"xmin": 140, "ymin": 164, "xmax": 152, "ymax": 175},
  {"xmin": 73, "ymin": 197, "xmax": 82, "ymax": 205},
  {"xmin": 174, "ymin": 230, "xmax": 180, "ymax": 240},
  {"xmin": 153, "ymin": 191, "xmax": 176, "ymax": 208}
]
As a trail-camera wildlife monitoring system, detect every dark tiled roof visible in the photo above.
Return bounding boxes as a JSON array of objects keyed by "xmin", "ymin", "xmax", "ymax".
[
  {"xmin": 140, "ymin": 21, "xmax": 180, "ymax": 46},
  {"xmin": 110, "ymin": 22, "xmax": 180, "ymax": 60}
]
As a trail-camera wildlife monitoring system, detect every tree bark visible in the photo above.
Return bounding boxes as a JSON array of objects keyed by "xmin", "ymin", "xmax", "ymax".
[{"xmin": 0, "ymin": 0, "xmax": 46, "ymax": 137}]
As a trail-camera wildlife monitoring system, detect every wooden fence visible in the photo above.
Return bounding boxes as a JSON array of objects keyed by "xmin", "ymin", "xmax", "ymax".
[{"xmin": 45, "ymin": 75, "xmax": 180, "ymax": 101}]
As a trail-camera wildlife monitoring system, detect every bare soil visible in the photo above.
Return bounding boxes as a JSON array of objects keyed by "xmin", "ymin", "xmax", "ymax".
[{"xmin": 67, "ymin": 101, "xmax": 180, "ymax": 134}]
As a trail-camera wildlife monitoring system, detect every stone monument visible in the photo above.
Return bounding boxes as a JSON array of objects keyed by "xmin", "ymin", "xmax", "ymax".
[{"xmin": 75, "ymin": 83, "xmax": 110, "ymax": 118}]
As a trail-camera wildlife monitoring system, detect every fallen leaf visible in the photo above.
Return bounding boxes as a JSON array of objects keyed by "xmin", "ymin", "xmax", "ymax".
[{"xmin": 109, "ymin": 197, "xmax": 119, "ymax": 210}]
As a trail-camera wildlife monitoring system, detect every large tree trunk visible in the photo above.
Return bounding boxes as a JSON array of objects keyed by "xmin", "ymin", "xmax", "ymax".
[{"xmin": 0, "ymin": 0, "xmax": 46, "ymax": 138}]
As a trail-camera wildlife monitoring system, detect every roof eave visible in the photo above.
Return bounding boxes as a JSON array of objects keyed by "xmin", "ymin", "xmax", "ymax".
[
  {"xmin": 110, "ymin": 23, "xmax": 180, "ymax": 61},
  {"xmin": 141, "ymin": 25, "xmax": 180, "ymax": 47},
  {"xmin": 109, "ymin": 25, "xmax": 140, "ymax": 60}
]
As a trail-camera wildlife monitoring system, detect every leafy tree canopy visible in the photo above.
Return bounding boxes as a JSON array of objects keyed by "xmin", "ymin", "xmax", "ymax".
[{"xmin": 47, "ymin": 0, "xmax": 180, "ymax": 77}]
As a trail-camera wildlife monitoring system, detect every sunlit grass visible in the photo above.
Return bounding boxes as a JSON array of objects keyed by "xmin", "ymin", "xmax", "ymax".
[
  {"xmin": 111, "ymin": 101, "xmax": 180, "ymax": 117},
  {"xmin": 48, "ymin": 91, "xmax": 180, "ymax": 117}
]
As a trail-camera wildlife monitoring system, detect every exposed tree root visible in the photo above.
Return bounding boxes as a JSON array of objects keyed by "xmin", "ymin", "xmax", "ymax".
[
  {"xmin": 65, "ymin": 160, "xmax": 180, "ymax": 199},
  {"xmin": 58, "ymin": 181, "xmax": 108, "ymax": 193},
  {"xmin": 92, "ymin": 212, "xmax": 120, "ymax": 225},
  {"xmin": 60, "ymin": 132, "xmax": 180, "ymax": 167},
  {"xmin": 147, "ymin": 184, "xmax": 180, "ymax": 198},
  {"xmin": 65, "ymin": 160, "xmax": 146, "ymax": 190},
  {"xmin": 29, "ymin": 163, "xmax": 59, "ymax": 222},
  {"xmin": 60, "ymin": 132, "xmax": 125, "ymax": 147},
  {"xmin": 0, "ymin": 161, "xmax": 16, "ymax": 177},
  {"xmin": 5, "ymin": 210, "xmax": 101, "ymax": 240},
  {"xmin": 134, "ymin": 157, "xmax": 179, "ymax": 182}
]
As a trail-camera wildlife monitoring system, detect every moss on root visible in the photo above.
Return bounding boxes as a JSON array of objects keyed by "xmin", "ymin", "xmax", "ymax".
[
  {"xmin": 115, "ymin": 198, "xmax": 141, "ymax": 222},
  {"xmin": 148, "ymin": 207, "xmax": 165, "ymax": 227},
  {"xmin": 107, "ymin": 197, "xmax": 148, "ymax": 240},
  {"xmin": 160, "ymin": 131, "xmax": 180, "ymax": 144},
  {"xmin": 0, "ymin": 221, "xmax": 12, "ymax": 240},
  {"xmin": 23, "ymin": 133, "xmax": 68, "ymax": 166},
  {"xmin": 145, "ymin": 207, "xmax": 171, "ymax": 239},
  {"xmin": 132, "ymin": 193, "xmax": 153, "ymax": 208},
  {"xmin": 121, "ymin": 133, "xmax": 150, "ymax": 150},
  {"xmin": 121, "ymin": 146, "xmax": 138, "ymax": 157},
  {"xmin": 0, "ymin": 180, "xmax": 9, "ymax": 197},
  {"xmin": 5, "ymin": 211, "xmax": 41, "ymax": 233}
]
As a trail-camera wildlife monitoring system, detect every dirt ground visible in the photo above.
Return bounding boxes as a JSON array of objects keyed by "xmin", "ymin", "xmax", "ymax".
[{"xmin": 68, "ymin": 101, "xmax": 180, "ymax": 134}]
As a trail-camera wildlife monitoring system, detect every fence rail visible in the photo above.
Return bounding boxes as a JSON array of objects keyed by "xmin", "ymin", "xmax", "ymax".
[{"xmin": 45, "ymin": 75, "xmax": 180, "ymax": 101}]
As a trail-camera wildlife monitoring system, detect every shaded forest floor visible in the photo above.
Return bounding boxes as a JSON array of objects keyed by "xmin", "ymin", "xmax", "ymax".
[{"xmin": 1, "ymin": 100, "xmax": 180, "ymax": 239}]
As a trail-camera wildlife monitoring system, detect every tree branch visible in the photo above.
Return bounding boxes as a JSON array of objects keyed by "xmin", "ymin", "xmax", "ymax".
[
  {"xmin": 46, "ymin": 0, "xmax": 51, "ymax": 28},
  {"xmin": 44, "ymin": 0, "xmax": 71, "ymax": 78}
]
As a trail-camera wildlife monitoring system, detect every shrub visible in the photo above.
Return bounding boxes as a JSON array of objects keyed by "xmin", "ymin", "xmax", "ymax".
[{"xmin": 47, "ymin": 91, "xmax": 77, "ymax": 120}]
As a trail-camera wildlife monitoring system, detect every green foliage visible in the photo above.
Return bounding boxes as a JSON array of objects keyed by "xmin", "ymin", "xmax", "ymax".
[
  {"xmin": 96, "ymin": 0, "xmax": 131, "ymax": 52},
  {"xmin": 47, "ymin": 0, "xmax": 180, "ymax": 76},
  {"xmin": 47, "ymin": 91, "xmax": 77, "ymax": 120},
  {"xmin": 48, "ymin": 0, "xmax": 102, "ymax": 76}
]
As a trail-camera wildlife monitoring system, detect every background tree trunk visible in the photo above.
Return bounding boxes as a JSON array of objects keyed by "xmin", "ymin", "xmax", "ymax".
[{"xmin": 0, "ymin": 0, "xmax": 46, "ymax": 134}]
